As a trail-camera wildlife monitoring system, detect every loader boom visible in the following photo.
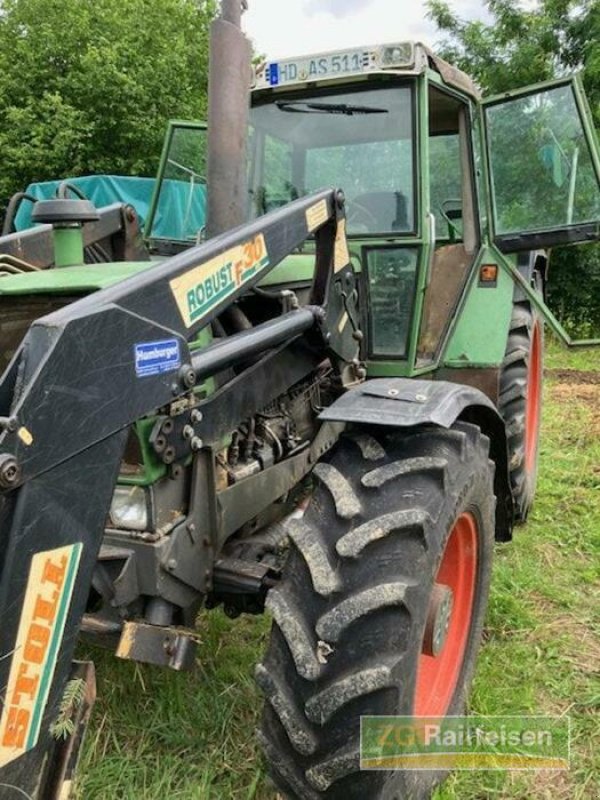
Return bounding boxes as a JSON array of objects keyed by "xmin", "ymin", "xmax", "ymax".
[{"xmin": 0, "ymin": 189, "xmax": 358, "ymax": 797}]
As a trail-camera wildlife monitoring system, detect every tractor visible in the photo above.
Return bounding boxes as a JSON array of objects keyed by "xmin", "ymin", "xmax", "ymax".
[{"xmin": 0, "ymin": 2, "xmax": 599, "ymax": 798}]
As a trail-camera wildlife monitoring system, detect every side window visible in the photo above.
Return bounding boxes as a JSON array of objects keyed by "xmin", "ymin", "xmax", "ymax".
[
  {"xmin": 365, "ymin": 247, "xmax": 419, "ymax": 358},
  {"xmin": 418, "ymin": 89, "xmax": 478, "ymax": 365},
  {"xmin": 429, "ymin": 133, "xmax": 462, "ymax": 240},
  {"xmin": 428, "ymin": 87, "xmax": 477, "ymax": 250}
]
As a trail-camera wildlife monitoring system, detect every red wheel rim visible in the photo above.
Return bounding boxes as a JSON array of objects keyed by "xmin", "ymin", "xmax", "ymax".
[
  {"xmin": 525, "ymin": 321, "xmax": 542, "ymax": 474},
  {"xmin": 414, "ymin": 512, "xmax": 478, "ymax": 717}
]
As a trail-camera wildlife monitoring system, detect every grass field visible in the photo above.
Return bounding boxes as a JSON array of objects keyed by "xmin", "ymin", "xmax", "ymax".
[{"xmin": 77, "ymin": 338, "xmax": 600, "ymax": 799}]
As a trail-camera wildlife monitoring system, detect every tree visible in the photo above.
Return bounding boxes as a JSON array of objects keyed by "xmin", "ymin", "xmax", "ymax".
[
  {"xmin": 426, "ymin": 0, "xmax": 600, "ymax": 97},
  {"xmin": 427, "ymin": 0, "xmax": 600, "ymax": 334},
  {"xmin": 0, "ymin": 0, "xmax": 217, "ymax": 206}
]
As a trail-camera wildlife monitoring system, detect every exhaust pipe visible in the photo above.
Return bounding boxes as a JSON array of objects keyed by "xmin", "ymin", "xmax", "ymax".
[{"xmin": 206, "ymin": 0, "xmax": 252, "ymax": 238}]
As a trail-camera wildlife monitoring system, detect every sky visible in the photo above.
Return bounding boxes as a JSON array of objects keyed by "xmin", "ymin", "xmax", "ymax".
[{"xmin": 243, "ymin": 0, "xmax": 491, "ymax": 60}]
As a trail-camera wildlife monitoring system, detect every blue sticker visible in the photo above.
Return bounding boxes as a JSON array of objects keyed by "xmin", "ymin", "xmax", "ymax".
[
  {"xmin": 135, "ymin": 339, "xmax": 181, "ymax": 378},
  {"xmin": 268, "ymin": 63, "xmax": 279, "ymax": 86}
]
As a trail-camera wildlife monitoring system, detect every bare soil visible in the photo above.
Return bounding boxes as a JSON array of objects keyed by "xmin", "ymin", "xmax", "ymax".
[{"xmin": 545, "ymin": 368, "xmax": 600, "ymax": 385}]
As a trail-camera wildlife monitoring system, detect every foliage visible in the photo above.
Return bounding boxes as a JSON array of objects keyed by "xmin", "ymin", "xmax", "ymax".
[
  {"xmin": 427, "ymin": 0, "xmax": 600, "ymax": 334},
  {"xmin": 426, "ymin": 0, "xmax": 600, "ymax": 99},
  {"xmin": 0, "ymin": 0, "xmax": 217, "ymax": 208},
  {"xmin": 50, "ymin": 677, "xmax": 87, "ymax": 741},
  {"xmin": 547, "ymin": 244, "xmax": 600, "ymax": 334}
]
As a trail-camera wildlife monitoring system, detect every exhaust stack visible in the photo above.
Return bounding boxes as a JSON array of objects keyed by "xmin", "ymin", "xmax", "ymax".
[{"xmin": 206, "ymin": 0, "xmax": 252, "ymax": 238}]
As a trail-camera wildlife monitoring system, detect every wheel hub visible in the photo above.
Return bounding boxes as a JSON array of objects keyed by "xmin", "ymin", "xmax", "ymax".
[
  {"xmin": 422, "ymin": 583, "xmax": 454, "ymax": 657},
  {"xmin": 414, "ymin": 512, "xmax": 478, "ymax": 717}
]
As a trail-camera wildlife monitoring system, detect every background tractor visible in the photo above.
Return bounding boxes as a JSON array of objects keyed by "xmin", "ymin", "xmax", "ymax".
[{"xmin": 0, "ymin": 2, "xmax": 600, "ymax": 798}]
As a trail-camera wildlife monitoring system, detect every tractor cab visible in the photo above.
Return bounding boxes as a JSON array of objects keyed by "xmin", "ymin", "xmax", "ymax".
[
  {"xmin": 125, "ymin": 41, "xmax": 600, "ymax": 378},
  {"xmin": 245, "ymin": 42, "xmax": 600, "ymax": 372}
]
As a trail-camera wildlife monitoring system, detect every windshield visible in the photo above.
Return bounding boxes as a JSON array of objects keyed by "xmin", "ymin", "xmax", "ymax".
[{"xmin": 248, "ymin": 84, "xmax": 415, "ymax": 236}]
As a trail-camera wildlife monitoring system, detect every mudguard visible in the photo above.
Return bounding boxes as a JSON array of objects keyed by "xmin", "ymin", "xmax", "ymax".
[{"xmin": 320, "ymin": 378, "xmax": 513, "ymax": 541}]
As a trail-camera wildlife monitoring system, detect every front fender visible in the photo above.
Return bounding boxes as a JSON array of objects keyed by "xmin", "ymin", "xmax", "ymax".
[
  {"xmin": 320, "ymin": 378, "xmax": 497, "ymax": 428},
  {"xmin": 320, "ymin": 378, "xmax": 513, "ymax": 540}
]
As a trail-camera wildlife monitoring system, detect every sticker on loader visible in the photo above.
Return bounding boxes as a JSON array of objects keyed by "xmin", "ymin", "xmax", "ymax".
[
  {"xmin": 0, "ymin": 544, "xmax": 82, "ymax": 767},
  {"xmin": 170, "ymin": 233, "xmax": 269, "ymax": 327},
  {"xmin": 134, "ymin": 339, "xmax": 181, "ymax": 378}
]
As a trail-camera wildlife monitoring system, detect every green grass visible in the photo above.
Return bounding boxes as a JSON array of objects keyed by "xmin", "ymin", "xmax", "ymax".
[{"xmin": 77, "ymin": 337, "xmax": 600, "ymax": 799}]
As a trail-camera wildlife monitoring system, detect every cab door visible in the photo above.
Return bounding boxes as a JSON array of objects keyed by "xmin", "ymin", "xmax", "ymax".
[{"xmin": 482, "ymin": 76, "xmax": 600, "ymax": 252}]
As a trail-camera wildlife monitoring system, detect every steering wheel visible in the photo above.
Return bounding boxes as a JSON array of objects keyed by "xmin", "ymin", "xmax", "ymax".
[{"xmin": 346, "ymin": 198, "xmax": 379, "ymax": 232}]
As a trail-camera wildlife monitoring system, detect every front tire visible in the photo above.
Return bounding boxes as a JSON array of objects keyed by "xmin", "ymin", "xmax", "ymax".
[{"xmin": 257, "ymin": 422, "xmax": 495, "ymax": 799}]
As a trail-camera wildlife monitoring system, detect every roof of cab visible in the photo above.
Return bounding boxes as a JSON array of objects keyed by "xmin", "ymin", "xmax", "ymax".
[{"xmin": 252, "ymin": 41, "xmax": 480, "ymax": 101}]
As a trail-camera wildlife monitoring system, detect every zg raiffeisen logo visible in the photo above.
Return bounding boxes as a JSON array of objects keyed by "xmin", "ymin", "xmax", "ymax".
[{"xmin": 360, "ymin": 716, "xmax": 570, "ymax": 771}]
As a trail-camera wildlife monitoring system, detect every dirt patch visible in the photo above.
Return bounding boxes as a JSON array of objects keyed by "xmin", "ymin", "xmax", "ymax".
[
  {"xmin": 548, "ymin": 380, "xmax": 600, "ymax": 422},
  {"xmin": 505, "ymin": 769, "xmax": 577, "ymax": 800},
  {"xmin": 546, "ymin": 368, "xmax": 600, "ymax": 385},
  {"xmin": 504, "ymin": 768, "xmax": 580, "ymax": 800}
]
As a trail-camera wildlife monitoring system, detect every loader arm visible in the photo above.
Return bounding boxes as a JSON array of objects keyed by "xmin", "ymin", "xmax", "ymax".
[{"xmin": 0, "ymin": 188, "xmax": 358, "ymax": 797}]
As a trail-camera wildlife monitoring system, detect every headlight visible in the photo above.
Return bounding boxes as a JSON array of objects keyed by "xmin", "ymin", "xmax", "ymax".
[{"xmin": 109, "ymin": 485, "xmax": 150, "ymax": 531}]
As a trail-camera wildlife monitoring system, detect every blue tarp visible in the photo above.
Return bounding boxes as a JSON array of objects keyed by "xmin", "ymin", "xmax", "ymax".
[{"xmin": 15, "ymin": 175, "xmax": 207, "ymax": 241}]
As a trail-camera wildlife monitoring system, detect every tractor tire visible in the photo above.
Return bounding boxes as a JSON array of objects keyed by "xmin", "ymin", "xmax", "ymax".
[
  {"xmin": 257, "ymin": 422, "xmax": 495, "ymax": 800},
  {"xmin": 499, "ymin": 300, "xmax": 543, "ymax": 522}
]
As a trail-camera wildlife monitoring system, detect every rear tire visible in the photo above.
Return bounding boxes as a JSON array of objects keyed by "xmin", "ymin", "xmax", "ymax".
[
  {"xmin": 257, "ymin": 422, "xmax": 495, "ymax": 799},
  {"xmin": 499, "ymin": 301, "xmax": 543, "ymax": 522}
]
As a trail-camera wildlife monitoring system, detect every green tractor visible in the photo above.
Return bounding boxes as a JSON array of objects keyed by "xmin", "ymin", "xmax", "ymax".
[{"xmin": 0, "ymin": 3, "xmax": 599, "ymax": 798}]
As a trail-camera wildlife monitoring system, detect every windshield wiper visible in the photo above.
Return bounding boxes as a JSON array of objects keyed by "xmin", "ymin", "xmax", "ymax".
[{"xmin": 276, "ymin": 101, "xmax": 388, "ymax": 116}]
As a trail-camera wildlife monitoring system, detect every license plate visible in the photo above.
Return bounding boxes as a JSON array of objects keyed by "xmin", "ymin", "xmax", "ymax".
[{"xmin": 266, "ymin": 48, "xmax": 377, "ymax": 87}]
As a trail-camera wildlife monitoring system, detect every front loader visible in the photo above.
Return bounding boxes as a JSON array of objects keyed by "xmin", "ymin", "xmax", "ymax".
[{"xmin": 2, "ymin": 4, "xmax": 600, "ymax": 799}]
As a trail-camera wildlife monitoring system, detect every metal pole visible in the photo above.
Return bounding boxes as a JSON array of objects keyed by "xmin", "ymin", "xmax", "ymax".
[
  {"xmin": 206, "ymin": 1, "xmax": 252, "ymax": 237},
  {"xmin": 221, "ymin": 0, "xmax": 244, "ymax": 26}
]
